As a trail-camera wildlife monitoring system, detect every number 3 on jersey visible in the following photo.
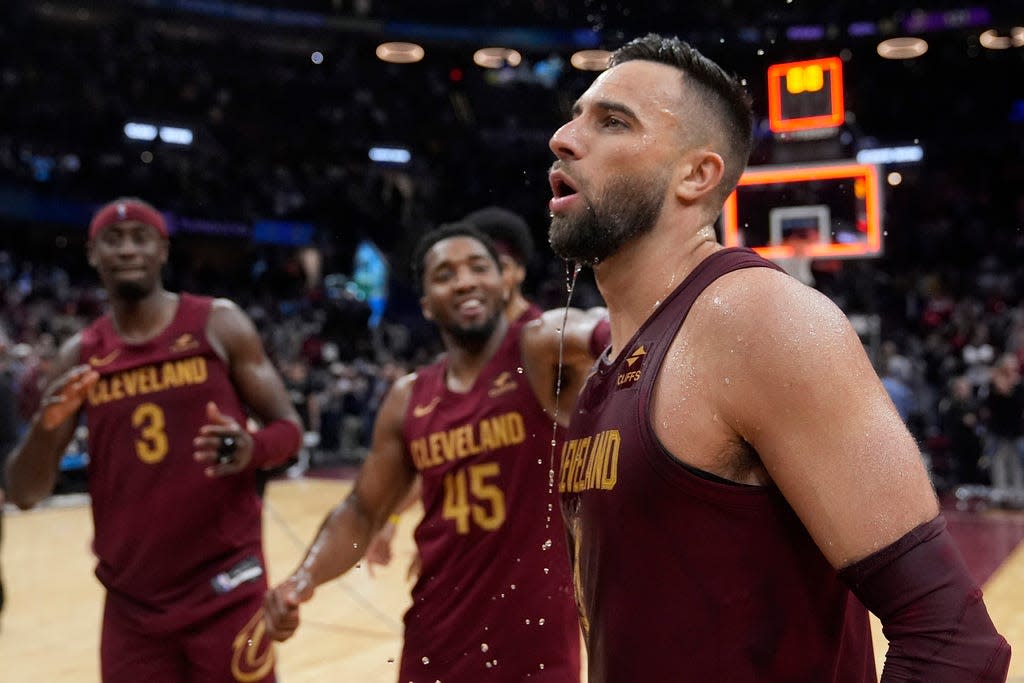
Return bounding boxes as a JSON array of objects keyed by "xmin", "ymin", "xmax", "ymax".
[
  {"xmin": 442, "ymin": 462, "xmax": 507, "ymax": 534},
  {"xmin": 132, "ymin": 402, "xmax": 169, "ymax": 464}
]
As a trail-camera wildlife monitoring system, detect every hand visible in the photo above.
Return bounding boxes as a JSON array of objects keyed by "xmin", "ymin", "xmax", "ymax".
[
  {"xmin": 193, "ymin": 401, "xmax": 254, "ymax": 477},
  {"xmin": 39, "ymin": 365, "xmax": 99, "ymax": 430},
  {"xmin": 364, "ymin": 521, "xmax": 396, "ymax": 578},
  {"xmin": 263, "ymin": 570, "xmax": 315, "ymax": 642}
]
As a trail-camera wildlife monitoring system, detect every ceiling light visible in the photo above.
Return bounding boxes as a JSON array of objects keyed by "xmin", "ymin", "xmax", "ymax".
[
  {"xmin": 375, "ymin": 42, "xmax": 424, "ymax": 64},
  {"xmin": 876, "ymin": 37, "xmax": 928, "ymax": 59},
  {"xmin": 473, "ymin": 47, "xmax": 522, "ymax": 69},
  {"xmin": 979, "ymin": 29, "xmax": 1014, "ymax": 50},
  {"xmin": 571, "ymin": 50, "xmax": 612, "ymax": 71}
]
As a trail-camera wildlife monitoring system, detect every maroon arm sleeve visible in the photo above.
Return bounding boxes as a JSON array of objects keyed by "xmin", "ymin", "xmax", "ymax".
[{"xmin": 838, "ymin": 515, "xmax": 1010, "ymax": 682}]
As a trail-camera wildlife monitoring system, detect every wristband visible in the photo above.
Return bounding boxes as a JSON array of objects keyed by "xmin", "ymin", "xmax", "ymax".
[{"xmin": 250, "ymin": 419, "xmax": 302, "ymax": 470}]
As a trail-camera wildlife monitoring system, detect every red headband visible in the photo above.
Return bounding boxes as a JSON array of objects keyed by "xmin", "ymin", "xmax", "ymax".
[{"xmin": 89, "ymin": 200, "xmax": 168, "ymax": 240}]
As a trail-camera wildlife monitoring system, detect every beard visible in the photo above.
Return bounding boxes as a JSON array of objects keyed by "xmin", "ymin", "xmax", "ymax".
[
  {"xmin": 112, "ymin": 279, "xmax": 153, "ymax": 301},
  {"xmin": 444, "ymin": 309, "xmax": 503, "ymax": 354},
  {"xmin": 548, "ymin": 169, "xmax": 670, "ymax": 264}
]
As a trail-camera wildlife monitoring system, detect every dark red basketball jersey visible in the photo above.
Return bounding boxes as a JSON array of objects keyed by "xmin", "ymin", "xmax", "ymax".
[
  {"xmin": 561, "ymin": 248, "xmax": 876, "ymax": 682},
  {"xmin": 400, "ymin": 311, "xmax": 581, "ymax": 682},
  {"xmin": 80, "ymin": 293, "xmax": 267, "ymax": 632}
]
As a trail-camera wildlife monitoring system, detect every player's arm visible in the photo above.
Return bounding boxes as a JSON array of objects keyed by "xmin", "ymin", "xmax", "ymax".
[
  {"xmin": 263, "ymin": 373, "xmax": 418, "ymax": 641},
  {"xmin": 5, "ymin": 335, "xmax": 96, "ymax": 509},
  {"xmin": 706, "ymin": 269, "xmax": 1008, "ymax": 681},
  {"xmin": 520, "ymin": 306, "xmax": 609, "ymax": 426},
  {"xmin": 194, "ymin": 299, "xmax": 302, "ymax": 476}
]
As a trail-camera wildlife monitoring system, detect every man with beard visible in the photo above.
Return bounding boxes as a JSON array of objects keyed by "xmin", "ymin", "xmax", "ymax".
[
  {"xmin": 5, "ymin": 197, "xmax": 302, "ymax": 682},
  {"xmin": 263, "ymin": 223, "xmax": 605, "ymax": 682},
  {"xmin": 361, "ymin": 207, "xmax": 610, "ymax": 576},
  {"xmin": 547, "ymin": 34, "xmax": 1009, "ymax": 682}
]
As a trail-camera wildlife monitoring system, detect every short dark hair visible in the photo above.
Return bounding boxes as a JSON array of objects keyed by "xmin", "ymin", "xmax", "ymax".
[
  {"xmin": 461, "ymin": 206, "xmax": 535, "ymax": 267},
  {"xmin": 610, "ymin": 34, "xmax": 754, "ymax": 204},
  {"xmin": 410, "ymin": 222, "xmax": 502, "ymax": 294}
]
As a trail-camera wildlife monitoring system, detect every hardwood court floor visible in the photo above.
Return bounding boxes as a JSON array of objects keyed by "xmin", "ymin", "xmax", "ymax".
[{"xmin": 2, "ymin": 476, "xmax": 1023, "ymax": 681}]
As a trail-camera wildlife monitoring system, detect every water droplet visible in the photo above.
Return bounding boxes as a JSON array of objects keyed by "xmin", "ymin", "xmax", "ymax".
[
  {"xmin": 544, "ymin": 567, "xmax": 550, "ymax": 574},
  {"xmin": 421, "ymin": 656, "xmax": 430, "ymax": 665},
  {"xmin": 724, "ymin": 377, "xmax": 731, "ymax": 385},
  {"xmin": 540, "ymin": 663, "xmax": 546, "ymax": 670},
  {"xmin": 525, "ymin": 618, "xmax": 531, "ymax": 624},
  {"xmin": 539, "ymin": 618, "xmax": 546, "ymax": 625},
  {"xmin": 516, "ymin": 366, "xmax": 524, "ymax": 374},
  {"xmin": 542, "ymin": 539, "xmax": 553, "ymax": 550},
  {"xmin": 353, "ymin": 543, "xmax": 359, "ymax": 549},
  {"xmin": 511, "ymin": 583, "xmax": 517, "ymax": 590},
  {"xmin": 481, "ymin": 643, "xmax": 489, "ymax": 652}
]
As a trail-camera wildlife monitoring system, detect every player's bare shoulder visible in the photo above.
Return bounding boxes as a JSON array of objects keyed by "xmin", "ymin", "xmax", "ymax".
[
  {"xmin": 690, "ymin": 267, "xmax": 853, "ymax": 364},
  {"xmin": 204, "ymin": 297, "xmax": 261, "ymax": 358},
  {"xmin": 374, "ymin": 370, "xmax": 418, "ymax": 433}
]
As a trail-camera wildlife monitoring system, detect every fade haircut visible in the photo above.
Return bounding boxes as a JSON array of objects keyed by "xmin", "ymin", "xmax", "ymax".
[
  {"xmin": 610, "ymin": 34, "xmax": 754, "ymax": 208},
  {"xmin": 410, "ymin": 222, "xmax": 503, "ymax": 294},
  {"xmin": 462, "ymin": 206, "xmax": 535, "ymax": 268}
]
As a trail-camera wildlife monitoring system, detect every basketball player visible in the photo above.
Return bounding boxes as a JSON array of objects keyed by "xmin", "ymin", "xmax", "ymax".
[
  {"xmin": 5, "ymin": 198, "xmax": 302, "ymax": 682},
  {"xmin": 464, "ymin": 206, "xmax": 542, "ymax": 323},
  {"xmin": 547, "ymin": 34, "xmax": 1009, "ymax": 681},
  {"xmin": 264, "ymin": 223, "xmax": 607, "ymax": 681},
  {"xmin": 362, "ymin": 207, "xmax": 609, "ymax": 575}
]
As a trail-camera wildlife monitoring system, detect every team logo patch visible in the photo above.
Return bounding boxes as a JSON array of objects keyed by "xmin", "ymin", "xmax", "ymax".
[
  {"xmin": 615, "ymin": 345, "xmax": 647, "ymax": 388},
  {"xmin": 89, "ymin": 349, "xmax": 121, "ymax": 367},
  {"xmin": 487, "ymin": 371, "xmax": 518, "ymax": 398},
  {"xmin": 412, "ymin": 396, "xmax": 441, "ymax": 418},
  {"xmin": 169, "ymin": 333, "xmax": 199, "ymax": 353},
  {"xmin": 231, "ymin": 608, "xmax": 275, "ymax": 682}
]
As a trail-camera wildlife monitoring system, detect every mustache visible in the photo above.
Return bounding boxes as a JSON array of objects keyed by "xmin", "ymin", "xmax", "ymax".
[{"xmin": 549, "ymin": 160, "xmax": 570, "ymax": 177}]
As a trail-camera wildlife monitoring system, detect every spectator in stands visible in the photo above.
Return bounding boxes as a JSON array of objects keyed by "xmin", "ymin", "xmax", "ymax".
[{"xmin": 982, "ymin": 353, "xmax": 1024, "ymax": 506}]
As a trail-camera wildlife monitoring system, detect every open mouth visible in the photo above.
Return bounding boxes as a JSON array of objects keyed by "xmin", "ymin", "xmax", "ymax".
[
  {"xmin": 549, "ymin": 170, "xmax": 579, "ymax": 199},
  {"xmin": 548, "ymin": 169, "xmax": 581, "ymax": 214}
]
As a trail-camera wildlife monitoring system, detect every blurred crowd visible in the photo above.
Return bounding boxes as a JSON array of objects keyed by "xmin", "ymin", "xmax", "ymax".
[
  {"xmin": 0, "ymin": 2, "xmax": 1021, "ymax": 501},
  {"xmin": 1, "ymin": 223, "xmax": 1023, "ymax": 503}
]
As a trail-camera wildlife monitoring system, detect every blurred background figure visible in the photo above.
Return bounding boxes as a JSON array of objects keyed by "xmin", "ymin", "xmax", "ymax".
[{"xmin": 981, "ymin": 353, "xmax": 1024, "ymax": 508}]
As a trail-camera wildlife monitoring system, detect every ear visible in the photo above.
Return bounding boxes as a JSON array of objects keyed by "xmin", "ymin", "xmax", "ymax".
[
  {"xmin": 674, "ymin": 150, "xmax": 725, "ymax": 204},
  {"xmin": 158, "ymin": 238, "xmax": 170, "ymax": 267},
  {"xmin": 419, "ymin": 294, "xmax": 434, "ymax": 321},
  {"xmin": 86, "ymin": 241, "xmax": 98, "ymax": 268}
]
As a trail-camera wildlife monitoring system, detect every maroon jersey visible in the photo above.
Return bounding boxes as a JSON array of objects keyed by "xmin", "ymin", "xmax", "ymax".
[
  {"xmin": 400, "ymin": 311, "xmax": 581, "ymax": 682},
  {"xmin": 560, "ymin": 248, "xmax": 876, "ymax": 682},
  {"xmin": 80, "ymin": 294, "xmax": 266, "ymax": 632}
]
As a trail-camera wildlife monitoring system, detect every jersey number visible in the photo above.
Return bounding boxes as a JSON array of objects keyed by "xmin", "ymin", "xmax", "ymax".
[
  {"xmin": 132, "ymin": 402, "xmax": 169, "ymax": 464},
  {"xmin": 442, "ymin": 462, "xmax": 506, "ymax": 534}
]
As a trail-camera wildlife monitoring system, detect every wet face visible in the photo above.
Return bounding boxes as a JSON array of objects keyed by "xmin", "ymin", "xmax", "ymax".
[
  {"xmin": 548, "ymin": 60, "xmax": 686, "ymax": 263},
  {"xmin": 420, "ymin": 236, "xmax": 506, "ymax": 350},
  {"xmin": 87, "ymin": 221, "xmax": 168, "ymax": 301}
]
